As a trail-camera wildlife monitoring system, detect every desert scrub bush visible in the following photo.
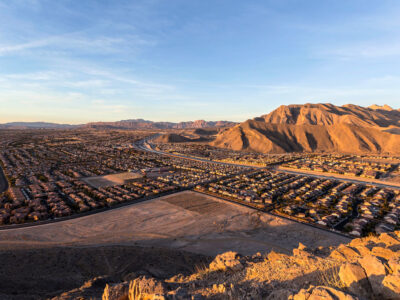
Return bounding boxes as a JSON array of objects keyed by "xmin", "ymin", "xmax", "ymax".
[
  {"xmin": 102, "ymin": 284, "xmax": 110, "ymax": 300},
  {"xmin": 317, "ymin": 266, "xmax": 345, "ymax": 290},
  {"xmin": 193, "ymin": 262, "xmax": 211, "ymax": 279},
  {"xmin": 128, "ymin": 279, "xmax": 143, "ymax": 300}
]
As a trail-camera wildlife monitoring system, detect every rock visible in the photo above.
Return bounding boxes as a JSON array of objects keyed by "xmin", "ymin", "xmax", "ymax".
[
  {"xmin": 209, "ymin": 251, "xmax": 244, "ymax": 272},
  {"xmin": 266, "ymin": 289, "xmax": 293, "ymax": 299},
  {"xmin": 330, "ymin": 245, "xmax": 361, "ymax": 262},
  {"xmin": 267, "ymin": 251, "xmax": 289, "ymax": 262},
  {"xmin": 388, "ymin": 257, "xmax": 400, "ymax": 275},
  {"xmin": 379, "ymin": 233, "xmax": 400, "ymax": 247},
  {"xmin": 381, "ymin": 274, "xmax": 400, "ymax": 299},
  {"xmin": 371, "ymin": 247, "xmax": 396, "ymax": 261},
  {"xmin": 167, "ymin": 287, "xmax": 192, "ymax": 300},
  {"xmin": 211, "ymin": 283, "xmax": 226, "ymax": 294},
  {"xmin": 354, "ymin": 245, "xmax": 371, "ymax": 257},
  {"xmin": 293, "ymin": 243, "xmax": 313, "ymax": 258},
  {"xmin": 292, "ymin": 286, "xmax": 359, "ymax": 300},
  {"xmin": 339, "ymin": 262, "xmax": 373, "ymax": 299},
  {"xmin": 298, "ymin": 243, "xmax": 308, "ymax": 250},
  {"xmin": 292, "ymin": 287, "xmax": 311, "ymax": 300},
  {"xmin": 358, "ymin": 255, "xmax": 387, "ymax": 296}
]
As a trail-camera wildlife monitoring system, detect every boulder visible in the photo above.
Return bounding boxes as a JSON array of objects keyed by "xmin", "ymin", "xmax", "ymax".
[
  {"xmin": 292, "ymin": 287, "xmax": 311, "ymax": 300},
  {"xmin": 354, "ymin": 245, "xmax": 371, "ymax": 257},
  {"xmin": 330, "ymin": 245, "xmax": 360, "ymax": 262},
  {"xmin": 292, "ymin": 286, "xmax": 359, "ymax": 300},
  {"xmin": 209, "ymin": 251, "xmax": 244, "ymax": 272},
  {"xmin": 379, "ymin": 233, "xmax": 400, "ymax": 247},
  {"xmin": 293, "ymin": 243, "xmax": 313, "ymax": 259},
  {"xmin": 339, "ymin": 263, "xmax": 373, "ymax": 299},
  {"xmin": 358, "ymin": 255, "xmax": 387, "ymax": 296},
  {"xmin": 371, "ymin": 247, "xmax": 396, "ymax": 261},
  {"xmin": 381, "ymin": 274, "xmax": 400, "ymax": 299},
  {"xmin": 267, "ymin": 251, "xmax": 289, "ymax": 263},
  {"xmin": 388, "ymin": 257, "xmax": 400, "ymax": 275}
]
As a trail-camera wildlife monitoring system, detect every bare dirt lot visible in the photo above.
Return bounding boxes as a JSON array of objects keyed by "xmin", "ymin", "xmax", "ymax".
[
  {"xmin": 0, "ymin": 191, "xmax": 350, "ymax": 299},
  {"xmin": 82, "ymin": 171, "xmax": 143, "ymax": 188},
  {"xmin": 0, "ymin": 191, "xmax": 348, "ymax": 255}
]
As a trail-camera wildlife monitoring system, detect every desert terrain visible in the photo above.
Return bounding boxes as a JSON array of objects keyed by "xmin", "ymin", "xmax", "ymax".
[
  {"xmin": 212, "ymin": 103, "xmax": 400, "ymax": 154},
  {"xmin": 0, "ymin": 191, "xmax": 348, "ymax": 254},
  {"xmin": 0, "ymin": 191, "xmax": 350, "ymax": 299}
]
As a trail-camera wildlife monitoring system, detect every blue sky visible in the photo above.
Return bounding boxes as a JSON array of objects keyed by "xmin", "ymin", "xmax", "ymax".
[{"xmin": 1, "ymin": 0, "xmax": 400, "ymax": 123}]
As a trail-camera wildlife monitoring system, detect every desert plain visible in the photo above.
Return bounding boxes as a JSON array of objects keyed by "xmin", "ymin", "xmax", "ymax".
[{"xmin": 0, "ymin": 191, "xmax": 348, "ymax": 255}]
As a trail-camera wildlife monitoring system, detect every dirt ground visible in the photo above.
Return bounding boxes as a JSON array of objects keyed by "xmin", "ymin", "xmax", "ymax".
[
  {"xmin": 82, "ymin": 171, "xmax": 143, "ymax": 188},
  {"xmin": 0, "ymin": 191, "xmax": 348, "ymax": 255},
  {"xmin": 0, "ymin": 191, "xmax": 350, "ymax": 299}
]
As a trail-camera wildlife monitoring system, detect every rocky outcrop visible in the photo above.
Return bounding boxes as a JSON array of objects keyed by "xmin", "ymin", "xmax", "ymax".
[
  {"xmin": 339, "ymin": 263, "xmax": 372, "ymax": 299},
  {"xmin": 208, "ymin": 251, "xmax": 244, "ymax": 272},
  {"xmin": 59, "ymin": 231, "xmax": 400, "ymax": 299},
  {"xmin": 292, "ymin": 286, "xmax": 360, "ymax": 300}
]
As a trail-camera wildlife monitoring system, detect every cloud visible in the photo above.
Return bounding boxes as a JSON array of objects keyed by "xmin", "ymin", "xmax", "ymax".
[
  {"xmin": 0, "ymin": 39, "xmax": 50, "ymax": 55},
  {"xmin": 320, "ymin": 42, "xmax": 400, "ymax": 60},
  {"xmin": 0, "ymin": 32, "xmax": 155, "ymax": 57}
]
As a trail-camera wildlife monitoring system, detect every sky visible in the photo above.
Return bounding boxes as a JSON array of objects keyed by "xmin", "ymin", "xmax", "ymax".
[{"xmin": 1, "ymin": 0, "xmax": 400, "ymax": 124}]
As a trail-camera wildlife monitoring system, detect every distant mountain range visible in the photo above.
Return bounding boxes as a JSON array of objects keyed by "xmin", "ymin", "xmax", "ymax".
[
  {"xmin": 0, "ymin": 119, "xmax": 236, "ymax": 130},
  {"xmin": 84, "ymin": 119, "xmax": 236, "ymax": 130},
  {"xmin": 0, "ymin": 122, "xmax": 78, "ymax": 129},
  {"xmin": 211, "ymin": 103, "xmax": 400, "ymax": 155}
]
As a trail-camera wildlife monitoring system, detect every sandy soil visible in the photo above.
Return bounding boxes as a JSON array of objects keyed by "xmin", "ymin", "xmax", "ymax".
[
  {"xmin": 0, "ymin": 191, "xmax": 348, "ymax": 256},
  {"xmin": 82, "ymin": 172, "xmax": 143, "ymax": 188}
]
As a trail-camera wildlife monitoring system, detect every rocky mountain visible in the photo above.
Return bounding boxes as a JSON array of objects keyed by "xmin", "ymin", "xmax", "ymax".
[
  {"xmin": 0, "ymin": 120, "xmax": 236, "ymax": 130},
  {"xmin": 212, "ymin": 103, "xmax": 400, "ymax": 154},
  {"xmin": 84, "ymin": 119, "xmax": 236, "ymax": 130}
]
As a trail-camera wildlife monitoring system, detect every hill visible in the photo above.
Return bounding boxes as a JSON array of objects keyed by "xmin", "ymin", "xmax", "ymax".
[
  {"xmin": 55, "ymin": 231, "xmax": 400, "ymax": 299},
  {"xmin": 154, "ymin": 133, "xmax": 207, "ymax": 143},
  {"xmin": 212, "ymin": 103, "xmax": 400, "ymax": 154}
]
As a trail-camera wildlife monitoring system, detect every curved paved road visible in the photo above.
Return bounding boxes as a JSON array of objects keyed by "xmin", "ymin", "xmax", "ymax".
[{"xmin": 134, "ymin": 137, "xmax": 258, "ymax": 169}]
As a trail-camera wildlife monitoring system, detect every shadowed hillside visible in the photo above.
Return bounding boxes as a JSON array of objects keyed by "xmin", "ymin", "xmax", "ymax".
[{"xmin": 53, "ymin": 231, "xmax": 400, "ymax": 299}]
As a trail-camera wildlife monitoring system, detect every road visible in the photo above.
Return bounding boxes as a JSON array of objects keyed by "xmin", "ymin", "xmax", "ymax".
[
  {"xmin": 135, "ymin": 136, "xmax": 400, "ymax": 190},
  {"xmin": 134, "ymin": 137, "xmax": 355, "ymax": 239},
  {"xmin": 276, "ymin": 168, "xmax": 400, "ymax": 190},
  {"xmin": 0, "ymin": 165, "xmax": 8, "ymax": 194},
  {"xmin": 133, "ymin": 136, "xmax": 258, "ymax": 169}
]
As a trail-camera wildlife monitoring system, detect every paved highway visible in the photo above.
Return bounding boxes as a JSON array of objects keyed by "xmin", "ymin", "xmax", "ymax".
[
  {"xmin": 135, "ymin": 136, "xmax": 400, "ymax": 190},
  {"xmin": 134, "ymin": 136, "xmax": 258, "ymax": 169}
]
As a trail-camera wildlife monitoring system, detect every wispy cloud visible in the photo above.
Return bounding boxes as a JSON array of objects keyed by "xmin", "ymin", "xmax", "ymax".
[
  {"xmin": 0, "ymin": 33, "xmax": 154, "ymax": 57},
  {"xmin": 319, "ymin": 42, "xmax": 400, "ymax": 60}
]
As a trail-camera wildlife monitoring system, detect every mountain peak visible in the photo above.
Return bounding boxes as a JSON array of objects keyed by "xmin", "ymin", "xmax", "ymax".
[
  {"xmin": 212, "ymin": 102, "xmax": 400, "ymax": 154},
  {"xmin": 368, "ymin": 104, "xmax": 393, "ymax": 111}
]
